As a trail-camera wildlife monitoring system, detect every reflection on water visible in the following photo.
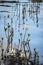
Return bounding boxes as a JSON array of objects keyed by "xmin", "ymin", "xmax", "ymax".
[{"xmin": 0, "ymin": 0, "xmax": 43, "ymax": 65}]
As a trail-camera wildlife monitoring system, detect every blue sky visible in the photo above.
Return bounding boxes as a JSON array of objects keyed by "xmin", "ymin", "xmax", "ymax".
[{"xmin": 0, "ymin": 0, "xmax": 43, "ymax": 62}]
